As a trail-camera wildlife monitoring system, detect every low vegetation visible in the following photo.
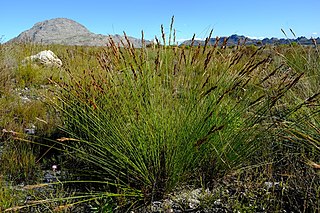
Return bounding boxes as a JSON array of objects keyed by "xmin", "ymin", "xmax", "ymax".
[{"xmin": 0, "ymin": 23, "xmax": 319, "ymax": 212}]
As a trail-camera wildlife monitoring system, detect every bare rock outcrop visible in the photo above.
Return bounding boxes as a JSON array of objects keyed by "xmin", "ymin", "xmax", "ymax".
[{"xmin": 23, "ymin": 50, "xmax": 62, "ymax": 67}]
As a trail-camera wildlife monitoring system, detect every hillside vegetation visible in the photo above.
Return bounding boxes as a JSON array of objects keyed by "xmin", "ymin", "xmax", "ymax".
[{"xmin": 0, "ymin": 27, "xmax": 319, "ymax": 212}]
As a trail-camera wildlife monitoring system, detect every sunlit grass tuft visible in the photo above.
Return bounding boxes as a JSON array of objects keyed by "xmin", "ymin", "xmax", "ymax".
[
  {"xmin": 46, "ymin": 22, "xmax": 318, "ymax": 210},
  {"xmin": 0, "ymin": 25, "xmax": 319, "ymax": 211}
]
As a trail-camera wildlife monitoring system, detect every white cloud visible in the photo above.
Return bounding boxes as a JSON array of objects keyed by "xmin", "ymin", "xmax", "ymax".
[
  {"xmin": 312, "ymin": 32, "xmax": 318, "ymax": 35},
  {"xmin": 246, "ymin": 36, "xmax": 265, "ymax": 40},
  {"xmin": 176, "ymin": 37, "xmax": 207, "ymax": 43}
]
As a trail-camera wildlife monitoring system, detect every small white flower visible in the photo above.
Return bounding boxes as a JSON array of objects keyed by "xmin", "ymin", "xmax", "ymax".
[{"xmin": 52, "ymin": 165, "xmax": 58, "ymax": 172}]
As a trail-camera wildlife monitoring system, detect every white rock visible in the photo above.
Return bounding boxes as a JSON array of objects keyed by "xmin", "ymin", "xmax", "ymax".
[
  {"xmin": 20, "ymin": 96, "xmax": 31, "ymax": 103},
  {"xmin": 24, "ymin": 124, "xmax": 36, "ymax": 135},
  {"xmin": 264, "ymin": 181, "xmax": 280, "ymax": 189},
  {"xmin": 214, "ymin": 199, "xmax": 221, "ymax": 206},
  {"xmin": 23, "ymin": 50, "xmax": 62, "ymax": 67}
]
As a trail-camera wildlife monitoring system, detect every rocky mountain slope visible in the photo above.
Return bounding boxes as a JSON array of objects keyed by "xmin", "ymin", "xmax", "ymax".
[
  {"xmin": 181, "ymin": 34, "xmax": 320, "ymax": 46},
  {"xmin": 9, "ymin": 18, "xmax": 149, "ymax": 47},
  {"xmin": 9, "ymin": 18, "xmax": 319, "ymax": 47}
]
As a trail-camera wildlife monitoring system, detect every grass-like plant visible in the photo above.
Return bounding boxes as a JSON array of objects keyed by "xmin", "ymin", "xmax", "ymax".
[
  {"xmin": 2, "ymin": 24, "xmax": 319, "ymax": 211},
  {"xmin": 47, "ymin": 21, "xmax": 310, "ymax": 209},
  {"xmin": 273, "ymin": 30, "xmax": 320, "ymax": 159},
  {"xmin": 0, "ymin": 138, "xmax": 41, "ymax": 184},
  {"xmin": 0, "ymin": 176, "xmax": 27, "ymax": 212}
]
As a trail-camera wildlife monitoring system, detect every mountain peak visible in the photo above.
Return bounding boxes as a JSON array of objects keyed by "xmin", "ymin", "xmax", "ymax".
[
  {"xmin": 33, "ymin": 18, "xmax": 91, "ymax": 34},
  {"xmin": 12, "ymin": 18, "xmax": 91, "ymax": 44},
  {"xmin": 9, "ymin": 18, "xmax": 148, "ymax": 47}
]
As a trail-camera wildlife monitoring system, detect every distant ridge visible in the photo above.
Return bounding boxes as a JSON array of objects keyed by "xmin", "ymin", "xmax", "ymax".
[
  {"xmin": 8, "ymin": 18, "xmax": 149, "ymax": 47},
  {"xmin": 8, "ymin": 18, "xmax": 319, "ymax": 47},
  {"xmin": 181, "ymin": 34, "xmax": 320, "ymax": 46}
]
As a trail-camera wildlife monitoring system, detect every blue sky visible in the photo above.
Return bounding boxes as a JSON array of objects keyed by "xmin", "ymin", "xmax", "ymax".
[{"xmin": 1, "ymin": 0, "xmax": 319, "ymax": 43}]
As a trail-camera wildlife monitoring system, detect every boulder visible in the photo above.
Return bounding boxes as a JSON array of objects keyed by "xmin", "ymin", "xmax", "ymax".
[{"xmin": 23, "ymin": 50, "xmax": 62, "ymax": 67}]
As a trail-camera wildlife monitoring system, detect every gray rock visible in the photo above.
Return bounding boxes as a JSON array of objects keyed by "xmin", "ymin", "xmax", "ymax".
[
  {"xmin": 24, "ymin": 124, "xmax": 36, "ymax": 135},
  {"xmin": 264, "ymin": 181, "xmax": 280, "ymax": 190},
  {"xmin": 20, "ymin": 96, "xmax": 31, "ymax": 103},
  {"xmin": 43, "ymin": 171, "xmax": 58, "ymax": 183}
]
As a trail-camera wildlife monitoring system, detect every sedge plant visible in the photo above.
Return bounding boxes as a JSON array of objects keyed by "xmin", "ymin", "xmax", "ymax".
[{"xmin": 45, "ymin": 20, "xmax": 311, "ymax": 210}]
